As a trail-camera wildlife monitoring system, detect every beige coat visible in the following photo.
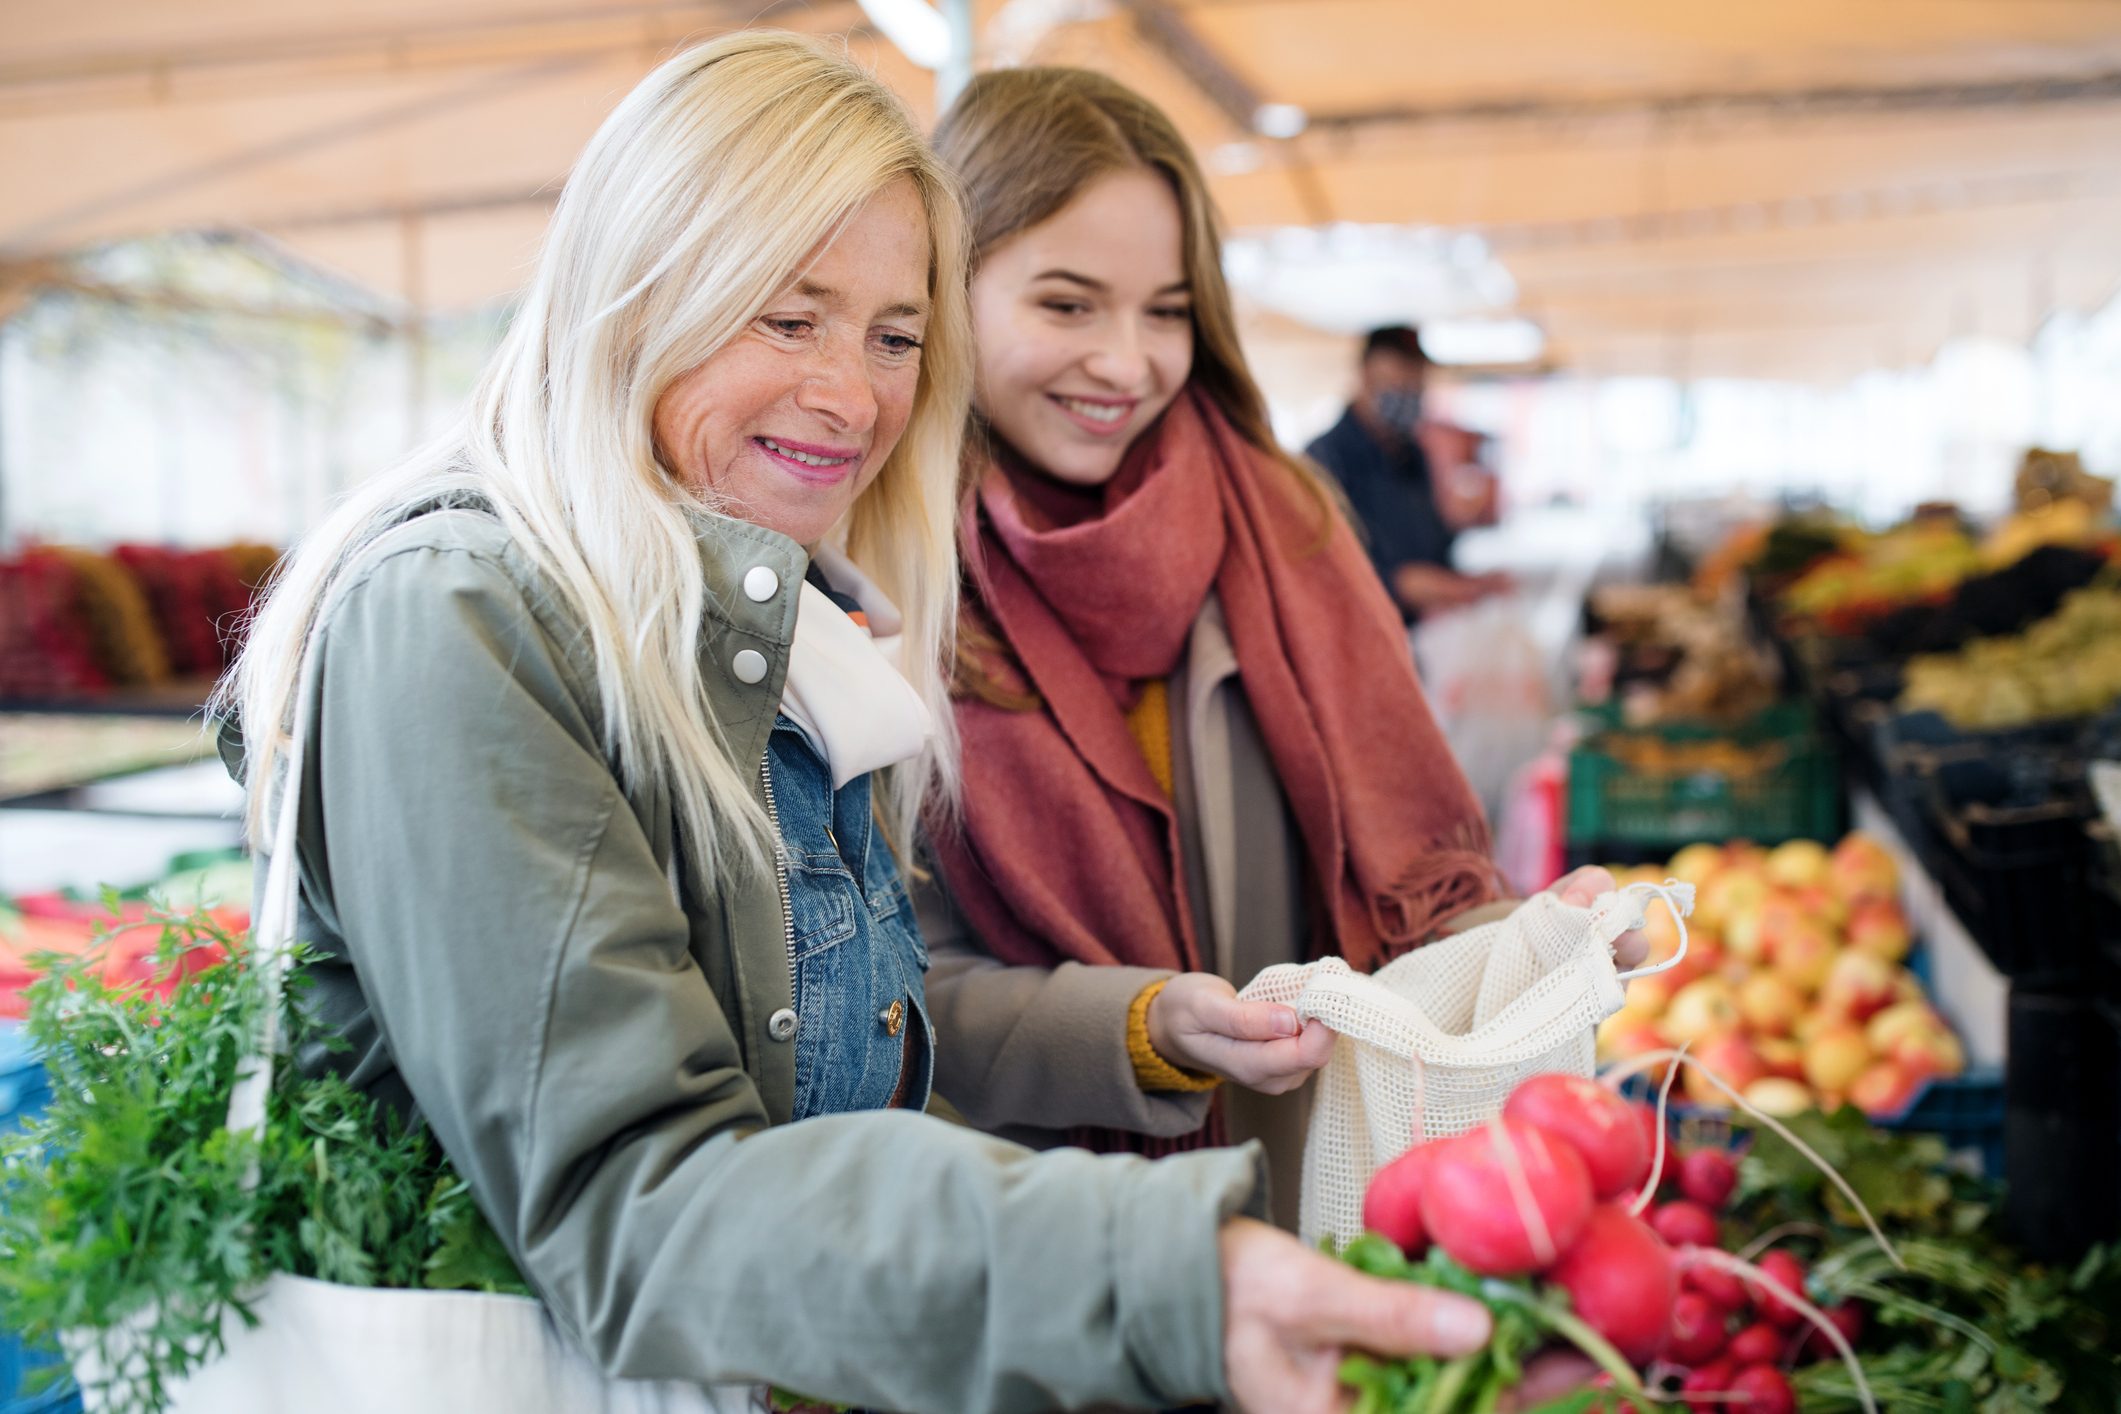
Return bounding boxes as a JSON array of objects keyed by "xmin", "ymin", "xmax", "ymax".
[{"xmin": 921, "ymin": 592, "xmax": 1314, "ymax": 1229}]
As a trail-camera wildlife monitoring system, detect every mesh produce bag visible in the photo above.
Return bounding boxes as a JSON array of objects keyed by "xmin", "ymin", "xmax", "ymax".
[{"xmin": 1239, "ymin": 881, "xmax": 1691, "ymax": 1248}]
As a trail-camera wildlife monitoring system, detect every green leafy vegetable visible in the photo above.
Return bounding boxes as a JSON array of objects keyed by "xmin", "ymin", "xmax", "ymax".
[
  {"xmin": 0, "ymin": 906, "xmax": 530, "ymax": 1414},
  {"xmin": 1733, "ymin": 1110, "xmax": 2121, "ymax": 1412},
  {"xmin": 1331, "ymin": 1238, "xmax": 1639, "ymax": 1413}
]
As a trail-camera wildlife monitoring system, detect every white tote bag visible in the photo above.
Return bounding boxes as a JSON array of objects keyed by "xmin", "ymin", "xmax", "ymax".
[
  {"xmin": 1238, "ymin": 881, "xmax": 1691, "ymax": 1250},
  {"xmin": 72, "ymin": 659, "xmax": 755, "ymax": 1414}
]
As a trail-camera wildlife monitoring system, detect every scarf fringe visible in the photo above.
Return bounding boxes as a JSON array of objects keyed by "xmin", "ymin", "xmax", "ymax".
[{"xmin": 1366, "ymin": 820, "xmax": 1508, "ymax": 962}]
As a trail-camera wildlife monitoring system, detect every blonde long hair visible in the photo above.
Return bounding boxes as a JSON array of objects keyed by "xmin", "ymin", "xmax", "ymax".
[{"xmin": 217, "ymin": 31, "xmax": 971, "ymax": 887}]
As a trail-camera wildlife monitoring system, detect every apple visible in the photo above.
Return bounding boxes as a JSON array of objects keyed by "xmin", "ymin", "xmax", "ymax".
[
  {"xmin": 1830, "ymin": 832, "xmax": 1898, "ymax": 903},
  {"xmin": 1889, "ymin": 1025, "xmax": 1966, "ymax": 1081},
  {"xmin": 1846, "ymin": 899, "xmax": 1912, "ymax": 963},
  {"xmin": 1599, "ymin": 1012, "xmax": 1669, "ymax": 1062},
  {"xmin": 1849, "ymin": 1059, "xmax": 1924, "ymax": 1118},
  {"xmin": 1724, "ymin": 907, "xmax": 1769, "ymax": 964},
  {"xmin": 1742, "ymin": 1077, "xmax": 1816, "ymax": 1117},
  {"xmin": 1803, "ymin": 1023, "xmax": 1873, "ymax": 1093},
  {"xmin": 1669, "ymin": 842, "xmax": 1726, "ymax": 888},
  {"xmin": 1600, "ymin": 1014, "xmax": 1677, "ymax": 1086},
  {"xmin": 1766, "ymin": 839, "xmax": 1831, "ymax": 891},
  {"xmin": 1818, "ymin": 951, "xmax": 1899, "ymax": 1023},
  {"xmin": 1754, "ymin": 890, "xmax": 1812, "ymax": 958},
  {"xmin": 1755, "ymin": 1036, "xmax": 1805, "ymax": 1081},
  {"xmin": 1723, "ymin": 840, "xmax": 1768, "ymax": 873},
  {"xmin": 1660, "ymin": 934, "xmax": 1724, "ymax": 992},
  {"xmin": 1686, "ymin": 1033, "xmax": 1766, "ymax": 1107},
  {"xmin": 1792, "ymin": 883, "xmax": 1849, "ymax": 932},
  {"xmin": 1665, "ymin": 977, "xmax": 1741, "ymax": 1045},
  {"xmin": 1770, "ymin": 926, "xmax": 1838, "ymax": 993},
  {"xmin": 1865, "ymin": 1001, "xmax": 1941, "ymax": 1054},
  {"xmin": 1695, "ymin": 869, "xmax": 1768, "ymax": 935},
  {"xmin": 1621, "ymin": 970, "xmax": 1677, "ymax": 1019},
  {"xmin": 1737, "ymin": 972, "xmax": 1806, "ymax": 1037},
  {"xmin": 1641, "ymin": 904, "xmax": 1685, "ymax": 964}
]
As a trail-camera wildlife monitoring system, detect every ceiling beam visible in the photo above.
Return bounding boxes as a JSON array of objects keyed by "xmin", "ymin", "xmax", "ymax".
[
  {"xmin": 1113, "ymin": 0, "xmax": 1334, "ymax": 224},
  {"xmin": 1474, "ymin": 168, "xmax": 2121, "ymax": 254},
  {"xmin": 0, "ymin": 0, "xmax": 844, "ymax": 108},
  {"xmin": 1312, "ymin": 69, "xmax": 2121, "ymax": 135}
]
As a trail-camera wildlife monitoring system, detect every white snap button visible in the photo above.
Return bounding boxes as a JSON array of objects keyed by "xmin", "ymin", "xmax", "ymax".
[
  {"xmin": 768, "ymin": 1008, "xmax": 798, "ymax": 1042},
  {"xmin": 743, "ymin": 566, "xmax": 779, "ymax": 602},
  {"xmin": 732, "ymin": 649, "xmax": 769, "ymax": 685}
]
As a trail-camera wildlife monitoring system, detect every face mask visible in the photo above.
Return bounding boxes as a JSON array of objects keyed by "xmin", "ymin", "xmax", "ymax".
[{"xmin": 1374, "ymin": 387, "xmax": 1424, "ymax": 434}]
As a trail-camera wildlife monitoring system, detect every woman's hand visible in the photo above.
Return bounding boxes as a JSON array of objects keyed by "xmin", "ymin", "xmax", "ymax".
[
  {"xmin": 1221, "ymin": 1218, "xmax": 1492, "ymax": 1414},
  {"xmin": 1548, "ymin": 865, "xmax": 1650, "ymax": 971},
  {"xmin": 1146, "ymin": 972, "xmax": 1334, "ymax": 1094}
]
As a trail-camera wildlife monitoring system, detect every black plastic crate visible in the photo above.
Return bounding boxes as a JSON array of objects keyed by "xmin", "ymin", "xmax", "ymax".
[
  {"xmin": 2090, "ymin": 822, "xmax": 2121, "ymax": 1000},
  {"xmin": 2102, "ymin": 998, "xmax": 2121, "ymax": 1241},
  {"xmin": 1916, "ymin": 755, "xmax": 2095, "ymax": 979},
  {"xmin": 2005, "ymin": 988, "xmax": 2121, "ymax": 1263}
]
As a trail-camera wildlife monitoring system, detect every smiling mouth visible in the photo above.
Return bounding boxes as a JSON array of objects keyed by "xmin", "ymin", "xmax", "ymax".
[
  {"xmin": 1049, "ymin": 394, "xmax": 1136, "ymax": 430},
  {"xmin": 757, "ymin": 436, "xmax": 858, "ymax": 469}
]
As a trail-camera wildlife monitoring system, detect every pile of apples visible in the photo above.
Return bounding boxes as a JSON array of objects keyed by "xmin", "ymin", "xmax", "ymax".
[{"xmin": 1597, "ymin": 831, "xmax": 1968, "ymax": 1119}]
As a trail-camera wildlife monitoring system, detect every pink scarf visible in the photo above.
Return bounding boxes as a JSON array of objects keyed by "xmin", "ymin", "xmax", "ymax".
[{"xmin": 931, "ymin": 392, "xmax": 1501, "ymax": 1149}]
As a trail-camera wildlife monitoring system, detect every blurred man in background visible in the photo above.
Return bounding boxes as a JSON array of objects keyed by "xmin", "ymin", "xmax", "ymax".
[{"xmin": 1306, "ymin": 326, "xmax": 1510, "ymax": 619}]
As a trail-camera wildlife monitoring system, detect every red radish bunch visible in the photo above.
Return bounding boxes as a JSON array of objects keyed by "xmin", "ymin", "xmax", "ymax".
[
  {"xmin": 1619, "ymin": 1110, "xmax": 1871, "ymax": 1409},
  {"xmin": 1366, "ymin": 1075, "xmax": 1673, "ymax": 1367},
  {"xmin": 1360, "ymin": 1069, "xmax": 1882, "ymax": 1411},
  {"xmin": 1417, "ymin": 1118, "xmax": 1596, "ymax": 1275}
]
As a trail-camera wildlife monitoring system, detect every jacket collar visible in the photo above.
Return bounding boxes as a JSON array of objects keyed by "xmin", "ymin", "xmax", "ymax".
[{"xmin": 676, "ymin": 504, "xmax": 810, "ymax": 776}]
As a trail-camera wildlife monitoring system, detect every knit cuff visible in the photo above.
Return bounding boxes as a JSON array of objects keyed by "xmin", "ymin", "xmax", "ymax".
[{"xmin": 1127, "ymin": 979, "xmax": 1223, "ymax": 1093}]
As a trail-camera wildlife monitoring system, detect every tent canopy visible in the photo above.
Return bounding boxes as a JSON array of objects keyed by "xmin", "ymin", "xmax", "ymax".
[{"xmin": 5, "ymin": 0, "xmax": 2119, "ymax": 380}]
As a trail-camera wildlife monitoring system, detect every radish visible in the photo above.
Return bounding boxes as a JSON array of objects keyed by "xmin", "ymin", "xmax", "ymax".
[
  {"xmin": 1678, "ymin": 1148, "xmax": 1738, "ymax": 1210},
  {"xmin": 1361, "ymin": 1142, "xmax": 1437, "ymax": 1256},
  {"xmin": 1629, "ymin": 1100, "xmax": 1664, "ymax": 1178},
  {"xmin": 1503, "ymin": 1073, "xmax": 1651, "ymax": 1200},
  {"xmin": 1680, "ymin": 1247, "xmax": 1876, "ymax": 1413},
  {"xmin": 1544, "ymin": 1202, "xmax": 1677, "ymax": 1366},
  {"xmin": 1418, "ymin": 1118, "xmax": 1595, "ymax": 1276},
  {"xmin": 1650, "ymin": 1199, "xmax": 1720, "ymax": 1249},
  {"xmin": 1724, "ymin": 1319, "xmax": 1782, "ymax": 1366},
  {"xmin": 1682, "ymin": 1260, "xmax": 1749, "ymax": 1313},
  {"xmin": 1601, "ymin": 1046, "xmax": 1905, "ymax": 1273},
  {"xmin": 1663, "ymin": 1288, "xmax": 1728, "ymax": 1367},
  {"xmin": 1801, "ymin": 1300, "xmax": 1866, "ymax": 1362},
  {"xmin": 1678, "ymin": 1358, "xmax": 1737, "ymax": 1410},
  {"xmin": 1730, "ymin": 1364, "xmax": 1797, "ymax": 1414},
  {"xmin": 1748, "ymin": 1249, "xmax": 1809, "ymax": 1330}
]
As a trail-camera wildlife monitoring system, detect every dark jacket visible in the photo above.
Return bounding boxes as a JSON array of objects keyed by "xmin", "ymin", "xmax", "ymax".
[{"xmin": 1305, "ymin": 408, "xmax": 1456, "ymax": 616}]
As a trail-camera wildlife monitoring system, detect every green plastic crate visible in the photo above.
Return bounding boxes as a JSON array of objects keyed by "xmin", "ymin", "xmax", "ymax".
[{"xmin": 1566, "ymin": 701, "xmax": 1841, "ymax": 848}]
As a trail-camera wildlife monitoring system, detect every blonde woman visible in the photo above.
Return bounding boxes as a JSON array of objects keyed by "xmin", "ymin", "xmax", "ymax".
[{"xmin": 215, "ymin": 32, "xmax": 1492, "ymax": 1414}]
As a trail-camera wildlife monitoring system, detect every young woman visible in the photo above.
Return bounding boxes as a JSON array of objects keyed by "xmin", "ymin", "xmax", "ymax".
[
  {"xmin": 214, "ymin": 32, "xmax": 1495, "ymax": 1414},
  {"xmin": 924, "ymin": 69, "xmax": 1638, "ymax": 1223}
]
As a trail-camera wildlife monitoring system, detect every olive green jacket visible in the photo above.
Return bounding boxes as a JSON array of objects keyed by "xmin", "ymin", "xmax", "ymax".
[{"xmin": 222, "ymin": 504, "xmax": 1263, "ymax": 1413}]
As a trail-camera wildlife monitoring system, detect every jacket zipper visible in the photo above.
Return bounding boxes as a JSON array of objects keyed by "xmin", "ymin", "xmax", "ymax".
[{"xmin": 760, "ymin": 750, "xmax": 797, "ymax": 1014}]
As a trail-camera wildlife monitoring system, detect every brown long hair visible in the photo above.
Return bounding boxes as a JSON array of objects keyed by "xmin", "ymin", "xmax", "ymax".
[{"xmin": 933, "ymin": 66, "xmax": 1335, "ymax": 705}]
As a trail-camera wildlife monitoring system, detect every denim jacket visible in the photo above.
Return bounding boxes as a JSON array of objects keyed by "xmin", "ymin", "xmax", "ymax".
[{"xmin": 768, "ymin": 714, "xmax": 932, "ymax": 1120}]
